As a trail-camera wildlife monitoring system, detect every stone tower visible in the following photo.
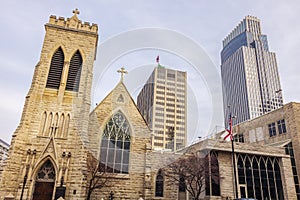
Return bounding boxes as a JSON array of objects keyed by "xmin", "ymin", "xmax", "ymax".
[{"xmin": 0, "ymin": 10, "xmax": 98, "ymax": 200}]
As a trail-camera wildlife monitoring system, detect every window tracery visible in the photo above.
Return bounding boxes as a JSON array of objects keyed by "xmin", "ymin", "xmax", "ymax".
[
  {"xmin": 39, "ymin": 112, "xmax": 70, "ymax": 138},
  {"xmin": 100, "ymin": 111, "xmax": 130, "ymax": 174},
  {"xmin": 236, "ymin": 154, "xmax": 283, "ymax": 200},
  {"xmin": 66, "ymin": 50, "xmax": 82, "ymax": 92},
  {"xmin": 36, "ymin": 160, "xmax": 55, "ymax": 182},
  {"xmin": 155, "ymin": 169, "xmax": 164, "ymax": 197}
]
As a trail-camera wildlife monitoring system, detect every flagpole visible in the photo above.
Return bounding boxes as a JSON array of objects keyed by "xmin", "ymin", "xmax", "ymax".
[
  {"xmin": 230, "ymin": 114, "xmax": 238, "ymax": 199},
  {"xmin": 231, "ymin": 134, "xmax": 238, "ymax": 199}
]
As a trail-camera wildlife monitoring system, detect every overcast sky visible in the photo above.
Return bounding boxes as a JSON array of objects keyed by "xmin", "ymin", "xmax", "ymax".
[{"xmin": 1, "ymin": 0, "xmax": 300, "ymax": 144}]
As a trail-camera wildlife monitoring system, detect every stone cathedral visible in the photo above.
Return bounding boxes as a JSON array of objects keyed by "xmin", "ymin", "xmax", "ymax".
[
  {"xmin": 0, "ymin": 10, "xmax": 96, "ymax": 200},
  {"xmin": 0, "ymin": 10, "xmax": 155, "ymax": 200},
  {"xmin": 0, "ymin": 10, "xmax": 298, "ymax": 200}
]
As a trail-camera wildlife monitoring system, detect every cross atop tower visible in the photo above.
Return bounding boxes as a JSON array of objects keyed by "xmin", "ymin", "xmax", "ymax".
[
  {"xmin": 73, "ymin": 8, "xmax": 80, "ymax": 16},
  {"xmin": 117, "ymin": 67, "xmax": 128, "ymax": 82}
]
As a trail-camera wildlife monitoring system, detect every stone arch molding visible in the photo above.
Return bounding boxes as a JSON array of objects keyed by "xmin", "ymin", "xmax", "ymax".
[
  {"xmin": 40, "ymin": 137, "xmax": 58, "ymax": 159},
  {"xmin": 93, "ymin": 28, "xmax": 223, "ymax": 135},
  {"xmin": 31, "ymin": 155, "xmax": 58, "ymax": 182},
  {"xmin": 26, "ymin": 156, "xmax": 58, "ymax": 200},
  {"xmin": 48, "ymin": 45, "xmax": 66, "ymax": 61},
  {"xmin": 100, "ymin": 108, "xmax": 134, "ymax": 141},
  {"xmin": 69, "ymin": 48, "xmax": 86, "ymax": 62},
  {"xmin": 49, "ymin": 45, "xmax": 86, "ymax": 62}
]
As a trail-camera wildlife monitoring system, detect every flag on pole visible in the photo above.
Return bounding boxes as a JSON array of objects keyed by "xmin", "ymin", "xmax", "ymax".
[{"xmin": 221, "ymin": 113, "xmax": 233, "ymax": 141}]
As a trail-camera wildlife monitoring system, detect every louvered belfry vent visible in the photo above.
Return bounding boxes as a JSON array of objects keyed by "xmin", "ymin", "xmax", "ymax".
[
  {"xmin": 46, "ymin": 47, "xmax": 64, "ymax": 89},
  {"xmin": 66, "ymin": 50, "xmax": 82, "ymax": 92}
]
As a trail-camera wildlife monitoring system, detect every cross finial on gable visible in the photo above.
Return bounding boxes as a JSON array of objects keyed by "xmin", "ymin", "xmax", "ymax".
[
  {"xmin": 117, "ymin": 67, "xmax": 128, "ymax": 82},
  {"xmin": 73, "ymin": 8, "xmax": 80, "ymax": 16}
]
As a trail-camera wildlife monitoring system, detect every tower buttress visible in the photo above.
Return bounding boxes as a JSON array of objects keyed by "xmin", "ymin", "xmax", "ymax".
[{"xmin": 0, "ymin": 10, "xmax": 98, "ymax": 199}]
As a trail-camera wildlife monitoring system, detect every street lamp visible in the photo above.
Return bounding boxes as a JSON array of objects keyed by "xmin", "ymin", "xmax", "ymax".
[{"xmin": 20, "ymin": 165, "xmax": 29, "ymax": 200}]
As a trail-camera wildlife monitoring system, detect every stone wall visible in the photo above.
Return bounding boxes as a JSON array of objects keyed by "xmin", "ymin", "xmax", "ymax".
[
  {"xmin": 88, "ymin": 82, "xmax": 152, "ymax": 199},
  {"xmin": 232, "ymin": 102, "xmax": 300, "ymax": 189},
  {"xmin": 0, "ymin": 11, "xmax": 98, "ymax": 200}
]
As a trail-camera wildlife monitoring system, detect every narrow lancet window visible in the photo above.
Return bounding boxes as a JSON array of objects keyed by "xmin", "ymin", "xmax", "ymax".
[
  {"xmin": 155, "ymin": 169, "xmax": 164, "ymax": 197},
  {"xmin": 66, "ymin": 50, "xmax": 82, "ymax": 91},
  {"xmin": 46, "ymin": 47, "xmax": 64, "ymax": 89},
  {"xmin": 99, "ymin": 111, "xmax": 130, "ymax": 174}
]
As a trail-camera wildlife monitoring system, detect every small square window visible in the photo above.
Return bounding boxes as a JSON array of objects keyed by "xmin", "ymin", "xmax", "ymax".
[{"xmin": 268, "ymin": 122, "xmax": 276, "ymax": 137}]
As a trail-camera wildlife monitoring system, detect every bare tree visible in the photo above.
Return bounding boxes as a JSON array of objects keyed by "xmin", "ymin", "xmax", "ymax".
[
  {"xmin": 86, "ymin": 152, "xmax": 110, "ymax": 200},
  {"xmin": 165, "ymin": 151, "xmax": 219, "ymax": 200}
]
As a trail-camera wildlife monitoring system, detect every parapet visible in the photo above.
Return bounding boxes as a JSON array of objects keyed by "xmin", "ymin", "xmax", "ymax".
[
  {"xmin": 222, "ymin": 15, "xmax": 260, "ymax": 48},
  {"xmin": 47, "ymin": 9, "xmax": 98, "ymax": 34}
]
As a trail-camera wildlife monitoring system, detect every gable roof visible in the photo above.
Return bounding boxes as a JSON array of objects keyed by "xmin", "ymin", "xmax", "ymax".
[{"xmin": 90, "ymin": 81, "xmax": 151, "ymax": 131}]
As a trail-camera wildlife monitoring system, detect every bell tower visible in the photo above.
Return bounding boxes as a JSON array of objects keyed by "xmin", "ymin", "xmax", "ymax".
[{"xmin": 0, "ymin": 9, "xmax": 98, "ymax": 199}]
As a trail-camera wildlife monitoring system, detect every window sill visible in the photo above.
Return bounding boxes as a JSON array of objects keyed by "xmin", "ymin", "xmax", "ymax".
[
  {"xmin": 100, "ymin": 173, "xmax": 130, "ymax": 179},
  {"xmin": 44, "ymin": 88, "xmax": 58, "ymax": 96},
  {"xmin": 64, "ymin": 90, "xmax": 78, "ymax": 97}
]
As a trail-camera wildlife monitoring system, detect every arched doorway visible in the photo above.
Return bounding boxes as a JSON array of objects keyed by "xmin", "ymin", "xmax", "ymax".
[{"xmin": 32, "ymin": 160, "xmax": 56, "ymax": 200}]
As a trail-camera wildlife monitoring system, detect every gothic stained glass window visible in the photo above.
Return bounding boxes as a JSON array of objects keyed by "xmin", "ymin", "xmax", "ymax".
[
  {"xmin": 179, "ymin": 175, "xmax": 186, "ymax": 192},
  {"xmin": 46, "ymin": 47, "xmax": 64, "ymax": 89},
  {"xmin": 66, "ymin": 50, "xmax": 82, "ymax": 92},
  {"xmin": 155, "ymin": 169, "xmax": 164, "ymax": 197},
  {"xmin": 100, "ymin": 111, "xmax": 130, "ymax": 174},
  {"xmin": 236, "ymin": 154, "xmax": 284, "ymax": 200},
  {"xmin": 36, "ymin": 160, "xmax": 55, "ymax": 182},
  {"xmin": 205, "ymin": 151, "xmax": 220, "ymax": 196}
]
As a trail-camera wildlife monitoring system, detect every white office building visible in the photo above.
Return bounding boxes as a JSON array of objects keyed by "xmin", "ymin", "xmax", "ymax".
[{"xmin": 137, "ymin": 65, "xmax": 187, "ymax": 151}]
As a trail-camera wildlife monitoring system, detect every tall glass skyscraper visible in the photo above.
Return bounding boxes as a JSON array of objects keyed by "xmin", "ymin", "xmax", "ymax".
[{"xmin": 221, "ymin": 16, "xmax": 283, "ymax": 125}]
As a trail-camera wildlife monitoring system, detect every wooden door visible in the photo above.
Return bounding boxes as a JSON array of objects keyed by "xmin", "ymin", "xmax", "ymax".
[
  {"xmin": 32, "ymin": 181, "xmax": 54, "ymax": 200},
  {"xmin": 32, "ymin": 160, "xmax": 56, "ymax": 200}
]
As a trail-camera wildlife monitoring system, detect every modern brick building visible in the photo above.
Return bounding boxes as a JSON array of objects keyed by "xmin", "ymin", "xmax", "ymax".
[
  {"xmin": 230, "ymin": 102, "xmax": 300, "ymax": 199},
  {"xmin": 184, "ymin": 138, "xmax": 296, "ymax": 200}
]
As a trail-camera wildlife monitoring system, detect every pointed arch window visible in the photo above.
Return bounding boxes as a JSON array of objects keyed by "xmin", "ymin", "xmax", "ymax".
[
  {"xmin": 236, "ymin": 154, "xmax": 284, "ymax": 200},
  {"xmin": 179, "ymin": 175, "xmax": 186, "ymax": 192},
  {"xmin": 274, "ymin": 159, "xmax": 284, "ymax": 200},
  {"xmin": 46, "ymin": 47, "xmax": 64, "ymax": 89},
  {"xmin": 36, "ymin": 160, "xmax": 55, "ymax": 182},
  {"xmin": 39, "ymin": 112, "xmax": 47, "ymax": 136},
  {"xmin": 63, "ymin": 114, "xmax": 70, "ymax": 137},
  {"xmin": 245, "ymin": 156, "xmax": 254, "ymax": 198},
  {"xmin": 260, "ymin": 158, "xmax": 269, "ymax": 199},
  {"xmin": 57, "ymin": 114, "xmax": 64, "ymax": 137},
  {"xmin": 267, "ymin": 159, "xmax": 276, "ymax": 199},
  {"xmin": 237, "ymin": 155, "xmax": 245, "ymax": 184},
  {"xmin": 253, "ymin": 157, "xmax": 262, "ymax": 200},
  {"xmin": 45, "ymin": 112, "xmax": 53, "ymax": 136},
  {"xmin": 99, "ymin": 111, "xmax": 130, "ymax": 174},
  {"xmin": 205, "ymin": 151, "xmax": 220, "ymax": 196},
  {"xmin": 53, "ymin": 113, "xmax": 59, "ymax": 137},
  {"xmin": 155, "ymin": 169, "xmax": 164, "ymax": 197},
  {"xmin": 66, "ymin": 50, "xmax": 82, "ymax": 92}
]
